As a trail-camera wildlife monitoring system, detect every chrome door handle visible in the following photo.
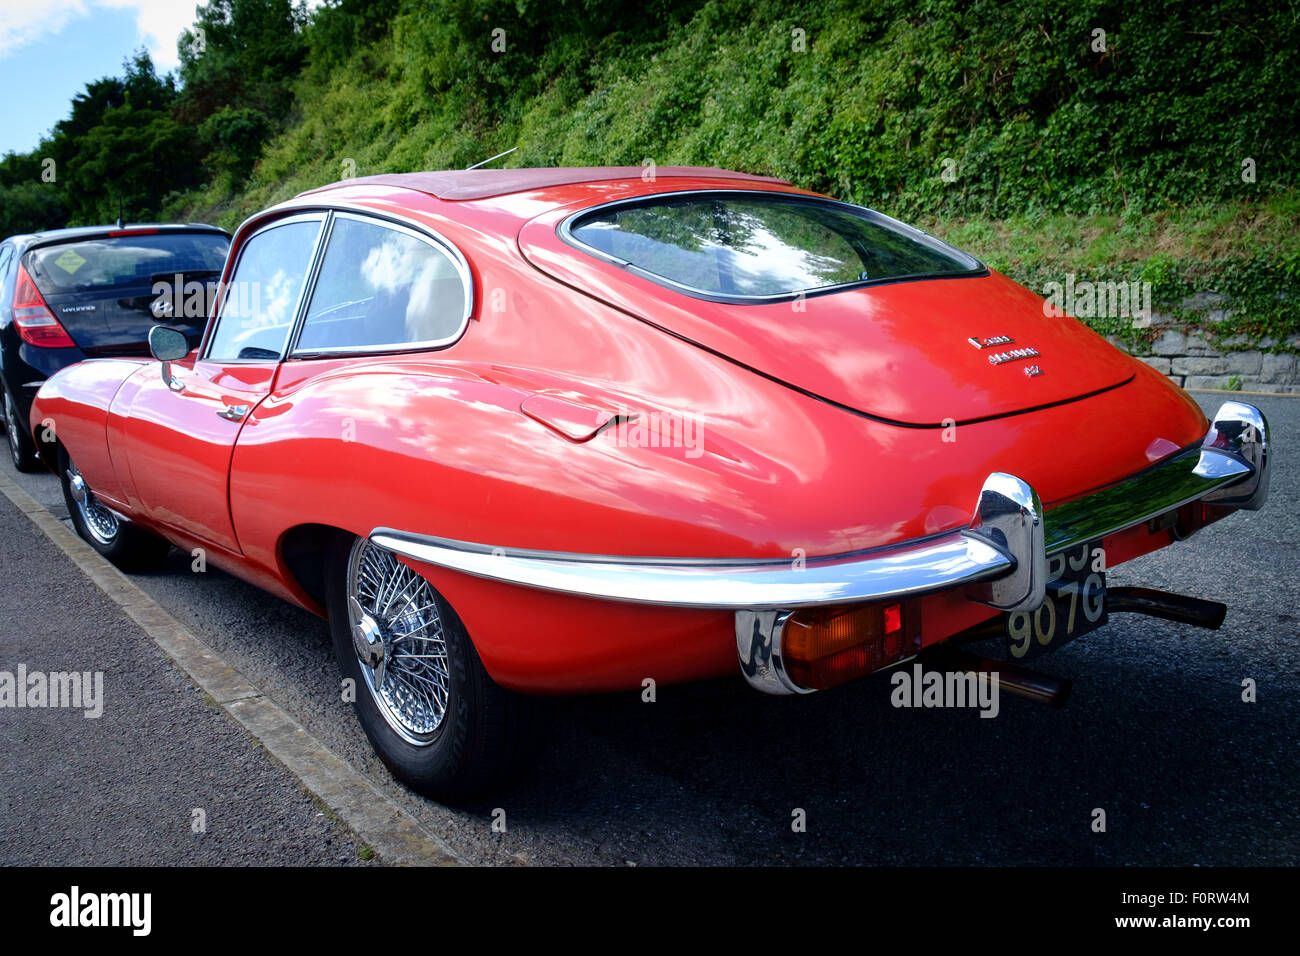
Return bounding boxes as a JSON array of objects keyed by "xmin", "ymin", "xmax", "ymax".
[{"xmin": 217, "ymin": 404, "xmax": 249, "ymax": 422}]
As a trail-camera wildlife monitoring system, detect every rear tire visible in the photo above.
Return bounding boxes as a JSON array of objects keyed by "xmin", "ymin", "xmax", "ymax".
[
  {"xmin": 3, "ymin": 388, "xmax": 39, "ymax": 472},
  {"xmin": 327, "ymin": 534, "xmax": 546, "ymax": 803},
  {"xmin": 59, "ymin": 447, "xmax": 171, "ymax": 571}
]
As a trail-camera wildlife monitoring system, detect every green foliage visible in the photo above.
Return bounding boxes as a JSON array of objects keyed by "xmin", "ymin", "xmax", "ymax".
[
  {"xmin": 0, "ymin": 177, "xmax": 68, "ymax": 238},
  {"xmin": 200, "ymin": 106, "xmax": 273, "ymax": 184},
  {"xmin": 1, "ymin": 0, "xmax": 1295, "ymax": 347},
  {"xmin": 179, "ymin": 0, "xmax": 306, "ymax": 117}
]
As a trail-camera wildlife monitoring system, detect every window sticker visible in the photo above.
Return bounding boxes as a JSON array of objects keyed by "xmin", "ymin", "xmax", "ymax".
[{"xmin": 54, "ymin": 249, "xmax": 87, "ymax": 274}]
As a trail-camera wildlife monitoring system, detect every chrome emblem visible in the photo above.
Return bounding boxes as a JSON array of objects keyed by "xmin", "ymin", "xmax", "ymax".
[
  {"xmin": 968, "ymin": 335, "xmax": 1013, "ymax": 349},
  {"xmin": 62, "ymin": 305, "xmax": 96, "ymax": 313},
  {"xmin": 988, "ymin": 347, "xmax": 1040, "ymax": 365},
  {"xmin": 1024, "ymin": 365, "xmax": 1043, "ymax": 377}
]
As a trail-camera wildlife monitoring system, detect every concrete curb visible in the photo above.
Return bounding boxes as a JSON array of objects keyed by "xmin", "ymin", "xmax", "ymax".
[{"xmin": 0, "ymin": 467, "xmax": 463, "ymax": 867}]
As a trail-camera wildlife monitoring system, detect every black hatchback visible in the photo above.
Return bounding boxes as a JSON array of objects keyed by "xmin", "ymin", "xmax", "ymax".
[{"xmin": 0, "ymin": 224, "xmax": 230, "ymax": 470}]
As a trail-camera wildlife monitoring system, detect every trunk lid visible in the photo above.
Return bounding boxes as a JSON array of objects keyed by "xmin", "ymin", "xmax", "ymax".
[{"xmin": 520, "ymin": 209, "xmax": 1136, "ymax": 425}]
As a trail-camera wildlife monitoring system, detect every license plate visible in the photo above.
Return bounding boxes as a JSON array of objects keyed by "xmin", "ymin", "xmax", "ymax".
[{"xmin": 1005, "ymin": 541, "xmax": 1107, "ymax": 660}]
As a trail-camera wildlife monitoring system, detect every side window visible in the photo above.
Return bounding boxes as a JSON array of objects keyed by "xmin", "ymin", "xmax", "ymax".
[
  {"xmin": 294, "ymin": 215, "xmax": 468, "ymax": 354},
  {"xmin": 206, "ymin": 217, "xmax": 322, "ymax": 362}
]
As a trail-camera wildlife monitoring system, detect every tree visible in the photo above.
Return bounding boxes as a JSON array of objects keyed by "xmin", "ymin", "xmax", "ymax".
[
  {"xmin": 177, "ymin": 0, "xmax": 308, "ymax": 186},
  {"xmin": 44, "ymin": 50, "xmax": 200, "ymax": 224}
]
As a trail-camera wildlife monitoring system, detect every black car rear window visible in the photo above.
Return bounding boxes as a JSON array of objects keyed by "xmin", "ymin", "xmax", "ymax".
[
  {"xmin": 25, "ymin": 232, "xmax": 229, "ymax": 295},
  {"xmin": 567, "ymin": 193, "xmax": 982, "ymax": 300}
]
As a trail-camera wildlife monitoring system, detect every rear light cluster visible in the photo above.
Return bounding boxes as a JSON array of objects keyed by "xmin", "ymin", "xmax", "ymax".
[
  {"xmin": 782, "ymin": 601, "xmax": 921, "ymax": 690},
  {"xmin": 12, "ymin": 264, "xmax": 76, "ymax": 348}
]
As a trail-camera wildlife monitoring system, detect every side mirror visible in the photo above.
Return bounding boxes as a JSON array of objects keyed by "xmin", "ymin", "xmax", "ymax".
[{"xmin": 148, "ymin": 326, "xmax": 189, "ymax": 389}]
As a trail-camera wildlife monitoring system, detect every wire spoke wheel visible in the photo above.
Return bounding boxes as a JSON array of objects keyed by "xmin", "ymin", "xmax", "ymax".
[
  {"xmin": 346, "ymin": 537, "xmax": 450, "ymax": 745},
  {"xmin": 65, "ymin": 460, "xmax": 120, "ymax": 546}
]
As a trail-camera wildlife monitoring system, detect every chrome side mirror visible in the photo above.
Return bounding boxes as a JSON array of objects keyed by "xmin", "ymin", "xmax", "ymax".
[{"xmin": 148, "ymin": 326, "xmax": 189, "ymax": 390}]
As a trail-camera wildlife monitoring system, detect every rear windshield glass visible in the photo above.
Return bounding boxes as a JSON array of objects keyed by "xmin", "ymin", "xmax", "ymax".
[
  {"xmin": 26, "ymin": 232, "xmax": 229, "ymax": 295},
  {"xmin": 568, "ymin": 194, "xmax": 982, "ymax": 299}
]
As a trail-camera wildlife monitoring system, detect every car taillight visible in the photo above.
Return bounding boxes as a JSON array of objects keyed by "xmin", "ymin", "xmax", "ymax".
[
  {"xmin": 782, "ymin": 601, "xmax": 920, "ymax": 690},
  {"xmin": 12, "ymin": 264, "xmax": 76, "ymax": 348}
]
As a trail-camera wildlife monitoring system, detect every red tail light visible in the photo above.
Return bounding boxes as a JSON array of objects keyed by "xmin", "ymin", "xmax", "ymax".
[
  {"xmin": 12, "ymin": 264, "xmax": 76, "ymax": 348},
  {"xmin": 782, "ymin": 601, "xmax": 921, "ymax": 690}
]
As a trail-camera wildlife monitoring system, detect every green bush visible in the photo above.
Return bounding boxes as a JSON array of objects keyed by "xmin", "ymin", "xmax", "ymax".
[{"xmin": 3, "ymin": 0, "xmax": 1294, "ymax": 346}]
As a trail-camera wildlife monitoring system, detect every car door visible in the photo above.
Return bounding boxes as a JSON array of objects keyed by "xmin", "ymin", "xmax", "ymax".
[{"xmin": 116, "ymin": 213, "xmax": 326, "ymax": 553}]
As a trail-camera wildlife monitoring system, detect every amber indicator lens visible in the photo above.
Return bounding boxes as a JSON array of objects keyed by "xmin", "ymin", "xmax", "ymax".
[{"xmin": 783, "ymin": 602, "xmax": 913, "ymax": 690}]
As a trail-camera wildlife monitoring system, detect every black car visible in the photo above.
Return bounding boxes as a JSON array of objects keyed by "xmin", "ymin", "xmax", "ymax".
[{"xmin": 0, "ymin": 223, "xmax": 230, "ymax": 470}]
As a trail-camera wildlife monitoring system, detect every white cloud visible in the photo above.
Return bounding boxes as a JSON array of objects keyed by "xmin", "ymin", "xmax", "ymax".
[
  {"xmin": 97, "ymin": 0, "xmax": 204, "ymax": 70},
  {"xmin": 0, "ymin": 0, "xmax": 202, "ymax": 69},
  {"xmin": 0, "ymin": 0, "xmax": 325, "ymax": 70},
  {"xmin": 0, "ymin": 1, "xmax": 90, "ymax": 59}
]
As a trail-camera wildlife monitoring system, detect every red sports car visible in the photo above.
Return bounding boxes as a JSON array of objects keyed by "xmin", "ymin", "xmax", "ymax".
[{"xmin": 29, "ymin": 166, "xmax": 1270, "ymax": 800}]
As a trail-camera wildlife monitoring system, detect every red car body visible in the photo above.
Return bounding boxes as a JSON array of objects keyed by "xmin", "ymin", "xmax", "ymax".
[{"xmin": 28, "ymin": 167, "xmax": 1270, "ymax": 792}]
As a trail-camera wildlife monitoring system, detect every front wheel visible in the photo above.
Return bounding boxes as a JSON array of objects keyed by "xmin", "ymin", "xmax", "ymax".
[
  {"xmin": 327, "ymin": 534, "xmax": 545, "ymax": 803},
  {"xmin": 59, "ymin": 448, "xmax": 171, "ymax": 571}
]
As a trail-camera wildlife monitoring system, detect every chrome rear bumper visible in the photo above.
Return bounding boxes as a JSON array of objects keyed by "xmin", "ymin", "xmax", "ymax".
[{"xmin": 370, "ymin": 402, "xmax": 1269, "ymax": 692}]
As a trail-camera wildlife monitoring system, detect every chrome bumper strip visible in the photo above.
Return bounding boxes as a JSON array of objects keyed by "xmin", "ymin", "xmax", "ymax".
[
  {"xmin": 370, "ymin": 403, "xmax": 1269, "ymax": 624},
  {"xmin": 368, "ymin": 524, "xmax": 1014, "ymax": 611}
]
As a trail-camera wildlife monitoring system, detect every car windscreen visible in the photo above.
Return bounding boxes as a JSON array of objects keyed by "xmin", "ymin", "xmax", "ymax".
[
  {"xmin": 25, "ymin": 232, "xmax": 229, "ymax": 295},
  {"xmin": 567, "ymin": 193, "xmax": 983, "ymax": 299}
]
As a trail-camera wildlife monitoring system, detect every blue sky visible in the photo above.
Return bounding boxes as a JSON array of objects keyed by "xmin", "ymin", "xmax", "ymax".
[
  {"xmin": 0, "ymin": 0, "xmax": 214, "ymax": 158},
  {"xmin": 1, "ymin": 8, "xmax": 149, "ymax": 156},
  {"xmin": 1, "ymin": 0, "xmax": 325, "ymax": 159}
]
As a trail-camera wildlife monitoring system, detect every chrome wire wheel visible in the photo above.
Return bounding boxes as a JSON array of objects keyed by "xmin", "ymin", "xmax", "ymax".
[
  {"xmin": 66, "ymin": 461, "xmax": 120, "ymax": 546},
  {"xmin": 346, "ymin": 537, "xmax": 450, "ymax": 745}
]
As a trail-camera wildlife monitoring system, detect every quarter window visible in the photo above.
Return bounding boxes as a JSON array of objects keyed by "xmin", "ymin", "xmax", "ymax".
[
  {"xmin": 206, "ymin": 217, "xmax": 322, "ymax": 362},
  {"xmin": 295, "ymin": 215, "xmax": 468, "ymax": 354}
]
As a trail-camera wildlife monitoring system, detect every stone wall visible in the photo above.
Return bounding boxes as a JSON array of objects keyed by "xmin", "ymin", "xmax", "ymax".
[{"xmin": 1103, "ymin": 295, "xmax": 1300, "ymax": 393}]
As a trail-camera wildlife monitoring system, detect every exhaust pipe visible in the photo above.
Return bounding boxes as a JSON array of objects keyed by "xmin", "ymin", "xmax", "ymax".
[
  {"xmin": 1106, "ymin": 587, "xmax": 1226, "ymax": 629},
  {"xmin": 924, "ymin": 645, "xmax": 1072, "ymax": 708}
]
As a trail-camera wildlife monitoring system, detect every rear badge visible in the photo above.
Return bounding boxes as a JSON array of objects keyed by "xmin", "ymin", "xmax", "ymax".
[
  {"xmin": 968, "ymin": 335, "xmax": 1013, "ymax": 349},
  {"xmin": 1024, "ymin": 365, "xmax": 1043, "ymax": 377},
  {"xmin": 62, "ymin": 305, "xmax": 96, "ymax": 313},
  {"xmin": 987, "ymin": 347, "xmax": 1040, "ymax": 365}
]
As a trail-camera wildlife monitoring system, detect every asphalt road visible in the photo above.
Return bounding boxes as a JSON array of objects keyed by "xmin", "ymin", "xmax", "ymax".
[
  {"xmin": 0, "ymin": 488, "xmax": 372, "ymax": 865},
  {"xmin": 2, "ymin": 391, "xmax": 1296, "ymax": 866}
]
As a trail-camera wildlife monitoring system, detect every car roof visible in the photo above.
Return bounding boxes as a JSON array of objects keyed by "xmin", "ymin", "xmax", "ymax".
[
  {"xmin": 3, "ymin": 223, "xmax": 229, "ymax": 250},
  {"xmin": 299, "ymin": 166, "xmax": 791, "ymax": 202}
]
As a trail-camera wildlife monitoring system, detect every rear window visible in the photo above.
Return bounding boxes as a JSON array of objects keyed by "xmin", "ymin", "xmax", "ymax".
[
  {"xmin": 567, "ymin": 193, "xmax": 982, "ymax": 300},
  {"xmin": 25, "ymin": 232, "xmax": 229, "ymax": 295}
]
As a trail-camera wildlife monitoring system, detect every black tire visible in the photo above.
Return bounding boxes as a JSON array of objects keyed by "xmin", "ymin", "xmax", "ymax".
[
  {"xmin": 59, "ymin": 446, "xmax": 171, "ymax": 571},
  {"xmin": 3, "ymin": 387, "xmax": 40, "ymax": 472},
  {"xmin": 327, "ymin": 534, "xmax": 547, "ymax": 803}
]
